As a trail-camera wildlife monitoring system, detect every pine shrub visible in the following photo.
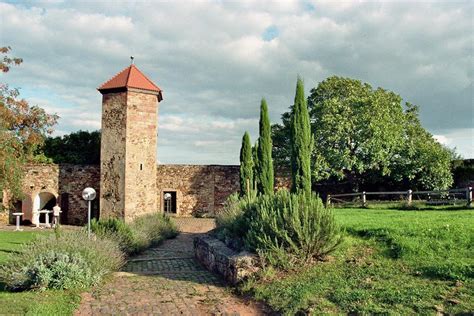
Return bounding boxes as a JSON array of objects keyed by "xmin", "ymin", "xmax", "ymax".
[
  {"xmin": 245, "ymin": 190, "xmax": 343, "ymax": 268},
  {"xmin": 215, "ymin": 193, "xmax": 249, "ymax": 250}
]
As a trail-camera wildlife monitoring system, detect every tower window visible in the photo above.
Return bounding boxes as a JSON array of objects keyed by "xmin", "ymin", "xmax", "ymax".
[{"xmin": 140, "ymin": 163, "xmax": 143, "ymax": 171}]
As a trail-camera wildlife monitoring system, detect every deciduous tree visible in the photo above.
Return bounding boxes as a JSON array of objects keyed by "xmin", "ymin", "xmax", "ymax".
[
  {"xmin": 272, "ymin": 76, "xmax": 454, "ymax": 190},
  {"xmin": 0, "ymin": 47, "xmax": 58, "ymax": 201}
]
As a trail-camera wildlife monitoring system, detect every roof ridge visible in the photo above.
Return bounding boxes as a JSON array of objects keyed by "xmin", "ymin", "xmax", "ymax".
[
  {"xmin": 128, "ymin": 65, "xmax": 160, "ymax": 90},
  {"xmin": 125, "ymin": 65, "xmax": 132, "ymax": 86},
  {"xmin": 97, "ymin": 65, "xmax": 130, "ymax": 89}
]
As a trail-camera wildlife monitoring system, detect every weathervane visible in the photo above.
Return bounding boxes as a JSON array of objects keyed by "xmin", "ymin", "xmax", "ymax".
[{"xmin": 130, "ymin": 56, "xmax": 134, "ymax": 65}]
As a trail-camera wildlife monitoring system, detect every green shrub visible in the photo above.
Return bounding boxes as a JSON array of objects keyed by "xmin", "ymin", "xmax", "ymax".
[
  {"xmin": 0, "ymin": 230, "xmax": 124, "ymax": 291},
  {"xmin": 91, "ymin": 213, "xmax": 178, "ymax": 255},
  {"xmin": 130, "ymin": 213, "xmax": 178, "ymax": 250},
  {"xmin": 245, "ymin": 190, "xmax": 343, "ymax": 268},
  {"xmin": 90, "ymin": 218, "xmax": 137, "ymax": 254},
  {"xmin": 215, "ymin": 193, "xmax": 249, "ymax": 249},
  {"xmin": 23, "ymin": 251, "xmax": 94, "ymax": 291}
]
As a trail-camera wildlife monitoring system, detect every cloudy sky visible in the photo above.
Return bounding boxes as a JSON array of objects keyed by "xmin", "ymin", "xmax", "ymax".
[{"xmin": 1, "ymin": 0, "xmax": 472, "ymax": 164}]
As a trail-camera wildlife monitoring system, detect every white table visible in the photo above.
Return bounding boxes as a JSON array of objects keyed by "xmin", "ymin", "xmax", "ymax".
[
  {"xmin": 12, "ymin": 212, "xmax": 24, "ymax": 231},
  {"xmin": 39, "ymin": 210, "xmax": 53, "ymax": 228}
]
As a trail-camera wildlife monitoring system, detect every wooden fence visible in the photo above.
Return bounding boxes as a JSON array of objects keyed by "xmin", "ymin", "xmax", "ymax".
[{"xmin": 326, "ymin": 187, "xmax": 472, "ymax": 208}]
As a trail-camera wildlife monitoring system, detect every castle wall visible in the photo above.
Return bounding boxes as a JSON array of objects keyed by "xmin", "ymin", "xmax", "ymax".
[
  {"xmin": 17, "ymin": 164, "xmax": 100, "ymax": 225},
  {"xmin": 10, "ymin": 163, "xmax": 290, "ymax": 224},
  {"xmin": 156, "ymin": 164, "xmax": 240, "ymax": 216}
]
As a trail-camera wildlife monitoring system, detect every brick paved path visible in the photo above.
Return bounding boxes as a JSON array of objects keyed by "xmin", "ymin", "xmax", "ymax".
[{"xmin": 76, "ymin": 218, "xmax": 266, "ymax": 315}]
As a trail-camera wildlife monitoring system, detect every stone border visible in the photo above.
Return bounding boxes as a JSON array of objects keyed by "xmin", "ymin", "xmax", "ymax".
[{"xmin": 194, "ymin": 232, "xmax": 259, "ymax": 284}]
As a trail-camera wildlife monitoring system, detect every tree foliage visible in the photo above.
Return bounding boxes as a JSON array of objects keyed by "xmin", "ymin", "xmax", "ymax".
[
  {"xmin": 272, "ymin": 76, "xmax": 454, "ymax": 190},
  {"xmin": 42, "ymin": 130, "xmax": 101, "ymax": 164},
  {"xmin": 239, "ymin": 131, "xmax": 253, "ymax": 196},
  {"xmin": 0, "ymin": 47, "xmax": 58, "ymax": 201},
  {"xmin": 256, "ymin": 98, "xmax": 274, "ymax": 195},
  {"xmin": 290, "ymin": 77, "xmax": 312, "ymax": 195}
]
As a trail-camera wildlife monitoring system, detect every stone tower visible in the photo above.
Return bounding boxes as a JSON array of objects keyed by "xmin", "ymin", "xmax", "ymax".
[{"xmin": 98, "ymin": 64, "xmax": 163, "ymax": 222}]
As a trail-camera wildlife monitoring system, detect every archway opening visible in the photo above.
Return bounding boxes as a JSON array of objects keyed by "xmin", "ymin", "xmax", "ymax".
[{"xmin": 35, "ymin": 192, "xmax": 57, "ymax": 224}]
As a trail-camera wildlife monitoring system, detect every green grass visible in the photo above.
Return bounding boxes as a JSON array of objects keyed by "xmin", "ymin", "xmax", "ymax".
[
  {"xmin": 0, "ymin": 231, "xmax": 50, "ymax": 264},
  {"xmin": 242, "ymin": 208, "xmax": 474, "ymax": 315},
  {"xmin": 0, "ymin": 231, "xmax": 81, "ymax": 315}
]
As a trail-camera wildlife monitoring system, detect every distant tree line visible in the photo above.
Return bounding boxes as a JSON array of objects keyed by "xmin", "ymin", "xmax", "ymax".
[{"xmin": 41, "ymin": 130, "xmax": 101, "ymax": 164}]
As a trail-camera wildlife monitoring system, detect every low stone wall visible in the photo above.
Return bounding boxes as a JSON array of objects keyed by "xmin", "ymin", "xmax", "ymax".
[{"xmin": 194, "ymin": 233, "xmax": 259, "ymax": 284}]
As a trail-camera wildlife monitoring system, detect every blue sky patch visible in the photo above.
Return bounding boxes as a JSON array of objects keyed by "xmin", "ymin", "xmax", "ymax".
[{"xmin": 262, "ymin": 25, "xmax": 279, "ymax": 42}]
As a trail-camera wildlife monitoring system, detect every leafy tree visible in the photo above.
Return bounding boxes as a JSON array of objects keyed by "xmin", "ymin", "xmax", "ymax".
[
  {"xmin": 272, "ymin": 76, "xmax": 454, "ymax": 190},
  {"xmin": 290, "ymin": 77, "xmax": 313, "ymax": 195},
  {"xmin": 1, "ymin": 47, "xmax": 58, "ymax": 201},
  {"xmin": 239, "ymin": 131, "xmax": 253, "ymax": 196},
  {"xmin": 390, "ymin": 104, "xmax": 454, "ymax": 190},
  {"xmin": 42, "ymin": 130, "xmax": 101, "ymax": 164},
  {"xmin": 256, "ymin": 98, "xmax": 274, "ymax": 195}
]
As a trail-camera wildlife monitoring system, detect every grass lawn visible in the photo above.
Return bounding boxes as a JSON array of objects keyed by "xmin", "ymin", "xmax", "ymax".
[
  {"xmin": 242, "ymin": 208, "xmax": 474, "ymax": 315},
  {"xmin": 0, "ymin": 230, "xmax": 81, "ymax": 315}
]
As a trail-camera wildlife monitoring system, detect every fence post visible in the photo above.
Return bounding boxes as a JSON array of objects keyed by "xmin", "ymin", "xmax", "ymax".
[
  {"xmin": 362, "ymin": 191, "xmax": 366, "ymax": 207},
  {"xmin": 467, "ymin": 187, "xmax": 472, "ymax": 208},
  {"xmin": 326, "ymin": 195, "xmax": 331, "ymax": 207},
  {"xmin": 407, "ymin": 189, "xmax": 413, "ymax": 207}
]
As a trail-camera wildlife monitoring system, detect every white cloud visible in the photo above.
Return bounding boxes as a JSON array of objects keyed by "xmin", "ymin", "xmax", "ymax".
[
  {"xmin": 433, "ymin": 135, "xmax": 449, "ymax": 145},
  {"xmin": 1, "ymin": 0, "xmax": 472, "ymax": 163}
]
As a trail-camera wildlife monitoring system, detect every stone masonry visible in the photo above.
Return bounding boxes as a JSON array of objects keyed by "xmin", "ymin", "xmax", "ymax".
[
  {"xmin": 156, "ymin": 165, "xmax": 240, "ymax": 216},
  {"xmin": 100, "ymin": 92, "xmax": 127, "ymax": 219},
  {"xmin": 98, "ymin": 65, "xmax": 162, "ymax": 223},
  {"xmin": 9, "ymin": 164, "xmax": 100, "ymax": 225},
  {"xmin": 124, "ymin": 90, "xmax": 159, "ymax": 221}
]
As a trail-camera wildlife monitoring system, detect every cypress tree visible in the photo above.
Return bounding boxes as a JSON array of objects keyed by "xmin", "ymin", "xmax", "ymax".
[
  {"xmin": 256, "ymin": 98, "xmax": 274, "ymax": 195},
  {"xmin": 290, "ymin": 77, "xmax": 312, "ymax": 195},
  {"xmin": 252, "ymin": 140, "xmax": 259, "ymax": 191},
  {"xmin": 239, "ymin": 132, "xmax": 253, "ymax": 196}
]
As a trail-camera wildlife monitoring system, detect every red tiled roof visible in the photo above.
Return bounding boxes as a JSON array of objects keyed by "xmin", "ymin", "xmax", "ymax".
[{"xmin": 98, "ymin": 65, "xmax": 162, "ymax": 95}]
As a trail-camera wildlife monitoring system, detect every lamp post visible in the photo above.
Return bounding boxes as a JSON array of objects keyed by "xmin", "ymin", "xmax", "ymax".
[
  {"xmin": 164, "ymin": 193, "xmax": 171, "ymax": 213},
  {"xmin": 82, "ymin": 187, "xmax": 96, "ymax": 238}
]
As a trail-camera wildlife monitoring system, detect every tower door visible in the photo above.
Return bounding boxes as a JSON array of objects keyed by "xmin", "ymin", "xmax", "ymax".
[{"xmin": 163, "ymin": 191, "xmax": 177, "ymax": 214}]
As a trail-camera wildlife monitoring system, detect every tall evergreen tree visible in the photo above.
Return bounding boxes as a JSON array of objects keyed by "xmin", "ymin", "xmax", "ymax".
[
  {"xmin": 252, "ymin": 140, "xmax": 259, "ymax": 191},
  {"xmin": 239, "ymin": 132, "xmax": 253, "ymax": 196},
  {"xmin": 256, "ymin": 98, "xmax": 274, "ymax": 195},
  {"xmin": 290, "ymin": 77, "xmax": 312, "ymax": 195}
]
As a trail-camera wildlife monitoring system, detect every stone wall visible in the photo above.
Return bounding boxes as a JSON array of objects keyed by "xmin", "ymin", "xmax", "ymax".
[
  {"xmin": 194, "ymin": 233, "xmax": 259, "ymax": 284},
  {"xmin": 8, "ymin": 163, "xmax": 290, "ymax": 224},
  {"xmin": 156, "ymin": 165, "xmax": 240, "ymax": 216},
  {"xmin": 13, "ymin": 164, "xmax": 100, "ymax": 225}
]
